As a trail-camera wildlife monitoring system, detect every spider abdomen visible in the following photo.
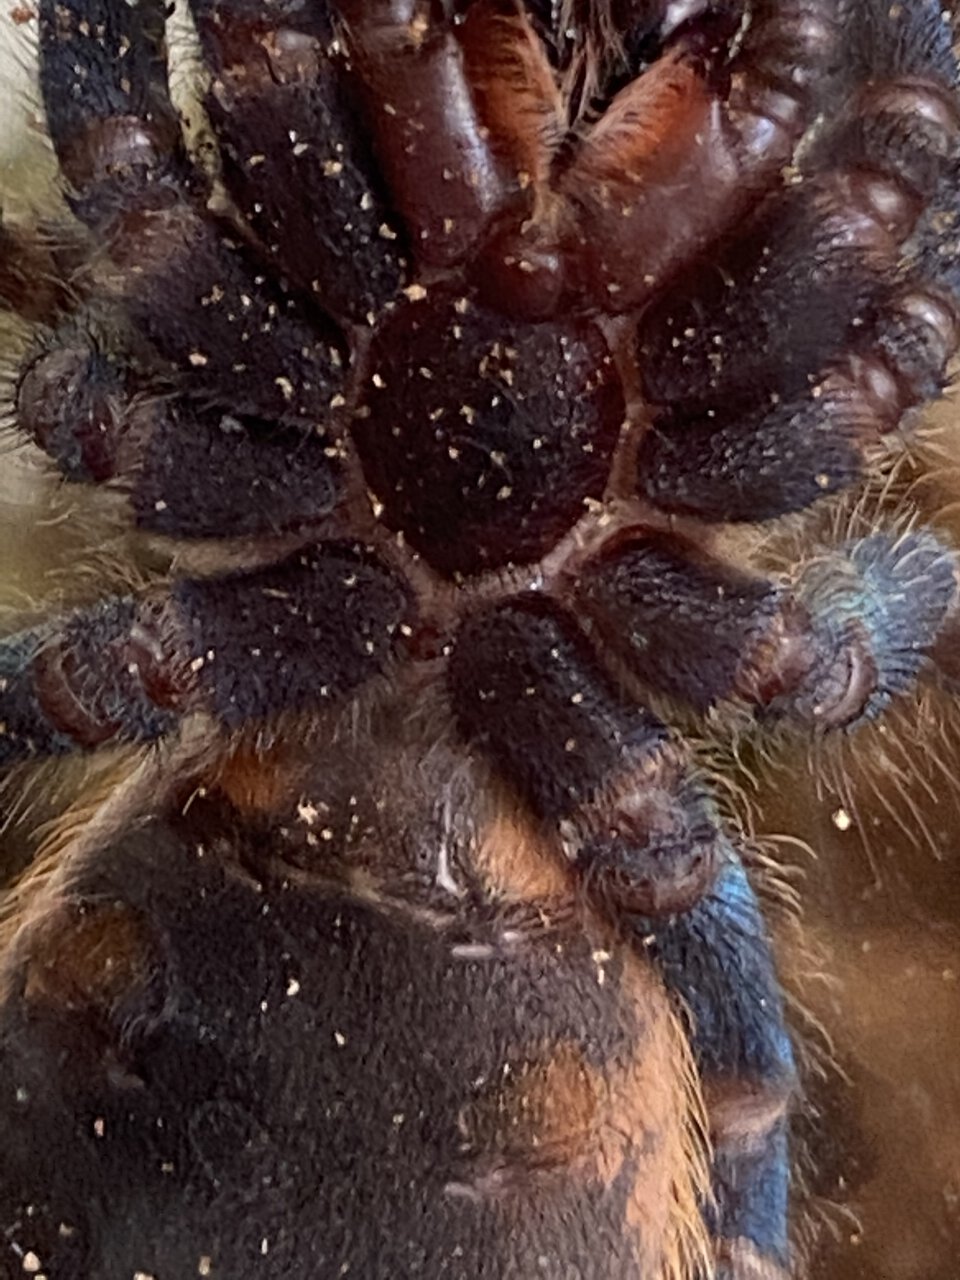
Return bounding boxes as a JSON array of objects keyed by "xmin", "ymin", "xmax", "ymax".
[{"xmin": 1, "ymin": 798, "xmax": 712, "ymax": 1278}]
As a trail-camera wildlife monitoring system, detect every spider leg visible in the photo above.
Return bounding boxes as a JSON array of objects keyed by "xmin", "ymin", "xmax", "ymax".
[
  {"xmin": 577, "ymin": 528, "xmax": 959, "ymax": 730},
  {"xmin": 15, "ymin": 326, "xmax": 341, "ymax": 539},
  {"xmin": 634, "ymin": 0, "xmax": 960, "ymax": 521},
  {"xmin": 449, "ymin": 595, "xmax": 724, "ymax": 915},
  {"xmin": 635, "ymin": 854, "xmax": 796, "ymax": 1278},
  {"xmin": 555, "ymin": 0, "xmax": 839, "ymax": 313},
  {"xmin": 37, "ymin": 0, "xmax": 347, "ymax": 420},
  {"xmin": 466, "ymin": 0, "xmax": 839, "ymax": 316},
  {"xmin": 0, "ymin": 544, "xmax": 408, "ymax": 766},
  {"xmin": 332, "ymin": 0, "xmax": 519, "ymax": 270},
  {"xmin": 448, "ymin": 597, "xmax": 799, "ymax": 1270},
  {"xmin": 185, "ymin": 0, "xmax": 408, "ymax": 324}
]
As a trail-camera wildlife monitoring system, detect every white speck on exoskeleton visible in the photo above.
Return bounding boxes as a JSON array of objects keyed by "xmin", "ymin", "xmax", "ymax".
[{"xmin": 436, "ymin": 837, "xmax": 464, "ymax": 896}]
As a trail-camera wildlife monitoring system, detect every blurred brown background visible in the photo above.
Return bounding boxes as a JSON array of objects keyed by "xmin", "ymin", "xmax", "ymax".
[{"xmin": 774, "ymin": 752, "xmax": 960, "ymax": 1279}]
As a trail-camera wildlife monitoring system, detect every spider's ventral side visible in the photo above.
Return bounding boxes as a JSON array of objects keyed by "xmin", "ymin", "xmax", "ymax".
[{"xmin": 0, "ymin": 0, "xmax": 959, "ymax": 1275}]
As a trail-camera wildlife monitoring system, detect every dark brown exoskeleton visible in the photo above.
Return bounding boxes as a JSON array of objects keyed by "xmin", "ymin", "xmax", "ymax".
[{"xmin": 1, "ymin": 0, "xmax": 960, "ymax": 1275}]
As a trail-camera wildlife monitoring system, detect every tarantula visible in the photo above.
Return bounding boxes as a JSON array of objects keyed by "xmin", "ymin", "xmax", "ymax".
[{"xmin": 0, "ymin": 0, "xmax": 959, "ymax": 1274}]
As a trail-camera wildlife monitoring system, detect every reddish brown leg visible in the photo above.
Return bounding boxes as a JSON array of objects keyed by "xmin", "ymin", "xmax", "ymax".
[{"xmin": 458, "ymin": 0, "xmax": 838, "ymax": 316}]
